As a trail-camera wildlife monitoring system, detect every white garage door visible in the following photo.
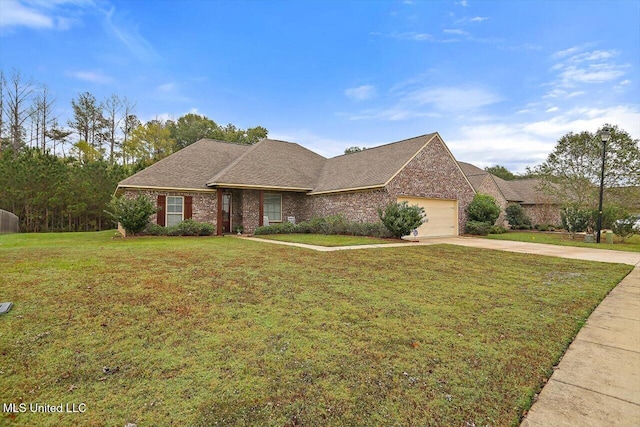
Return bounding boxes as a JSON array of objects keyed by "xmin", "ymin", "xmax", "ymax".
[{"xmin": 397, "ymin": 197, "xmax": 457, "ymax": 238}]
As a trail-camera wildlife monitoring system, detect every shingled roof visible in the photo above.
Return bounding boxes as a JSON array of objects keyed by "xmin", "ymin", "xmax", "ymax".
[
  {"xmin": 457, "ymin": 161, "xmax": 492, "ymax": 191},
  {"xmin": 310, "ymin": 134, "xmax": 436, "ymax": 194},
  {"xmin": 456, "ymin": 161, "xmax": 556, "ymax": 204},
  {"xmin": 118, "ymin": 133, "xmax": 444, "ymax": 194},
  {"xmin": 118, "ymin": 139, "xmax": 250, "ymax": 190},
  {"xmin": 207, "ymin": 139, "xmax": 326, "ymax": 191}
]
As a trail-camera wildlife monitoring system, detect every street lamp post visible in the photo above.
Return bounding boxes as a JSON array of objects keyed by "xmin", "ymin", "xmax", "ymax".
[{"xmin": 596, "ymin": 128, "xmax": 611, "ymax": 243}]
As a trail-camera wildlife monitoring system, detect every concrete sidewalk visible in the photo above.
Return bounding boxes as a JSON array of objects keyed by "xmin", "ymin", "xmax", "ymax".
[{"xmin": 243, "ymin": 235, "xmax": 640, "ymax": 426}]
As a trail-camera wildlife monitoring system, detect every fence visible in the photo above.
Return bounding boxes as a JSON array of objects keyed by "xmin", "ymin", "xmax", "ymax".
[{"xmin": 0, "ymin": 209, "xmax": 19, "ymax": 234}]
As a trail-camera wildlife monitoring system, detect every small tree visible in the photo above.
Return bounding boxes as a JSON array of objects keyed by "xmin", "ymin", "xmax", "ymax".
[
  {"xmin": 560, "ymin": 205, "xmax": 592, "ymax": 239},
  {"xmin": 377, "ymin": 201, "xmax": 425, "ymax": 238},
  {"xmin": 105, "ymin": 194, "xmax": 157, "ymax": 236},
  {"xmin": 505, "ymin": 203, "xmax": 531, "ymax": 229},
  {"xmin": 467, "ymin": 194, "xmax": 500, "ymax": 224}
]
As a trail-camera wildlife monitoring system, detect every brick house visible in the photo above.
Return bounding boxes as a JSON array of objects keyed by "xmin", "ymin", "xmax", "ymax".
[
  {"xmin": 457, "ymin": 162, "xmax": 561, "ymax": 226},
  {"xmin": 116, "ymin": 133, "xmax": 477, "ymax": 237}
]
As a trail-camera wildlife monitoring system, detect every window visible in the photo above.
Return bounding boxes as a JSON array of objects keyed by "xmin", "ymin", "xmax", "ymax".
[
  {"xmin": 166, "ymin": 196, "xmax": 183, "ymax": 227},
  {"xmin": 263, "ymin": 193, "xmax": 282, "ymax": 222}
]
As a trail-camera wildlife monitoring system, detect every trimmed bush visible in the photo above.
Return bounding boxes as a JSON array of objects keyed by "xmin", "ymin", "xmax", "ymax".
[
  {"xmin": 254, "ymin": 215, "xmax": 393, "ymax": 238},
  {"xmin": 466, "ymin": 220, "xmax": 491, "ymax": 236},
  {"xmin": 144, "ymin": 219, "xmax": 214, "ymax": 236},
  {"xmin": 377, "ymin": 201, "xmax": 425, "ymax": 239},
  {"xmin": 143, "ymin": 223, "xmax": 168, "ymax": 236},
  {"xmin": 467, "ymin": 194, "xmax": 500, "ymax": 224},
  {"xmin": 489, "ymin": 225, "xmax": 508, "ymax": 234},
  {"xmin": 254, "ymin": 222, "xmax": 296, "ymax": 235}
]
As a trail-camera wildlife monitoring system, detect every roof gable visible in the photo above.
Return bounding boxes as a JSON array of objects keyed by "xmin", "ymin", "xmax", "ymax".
[
  {"xmin": 310, "ymin": 133, "xmax": 436, "ymax": 194},
  {"xmin": 118, "ymin": 139, "xmax": 250, "ymax": 190},
  {"xmin": 208, "ymin": 139, "xmax": 326, "ymax": 190}
]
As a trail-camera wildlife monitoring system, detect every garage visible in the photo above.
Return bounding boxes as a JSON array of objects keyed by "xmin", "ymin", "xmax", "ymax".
[{"xmin": 397, "ymin": 197, "xmax": 457, "ymax": 238}]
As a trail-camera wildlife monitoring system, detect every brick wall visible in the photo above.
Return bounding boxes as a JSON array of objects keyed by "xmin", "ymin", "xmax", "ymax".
[
  {"xmin": 122, "ymin": 189, "xmax": 217, "ymax": 226},
  {"xmin": 522, "ymin": 204, "xmax": 562, "ymax": 227},
  {"xmin": 306, "ymin": 189, "xmax": 391, "ymax": 222},
  {"xmin": 385, "ymin": 136, "xmax": 476, "ymax": 234}
]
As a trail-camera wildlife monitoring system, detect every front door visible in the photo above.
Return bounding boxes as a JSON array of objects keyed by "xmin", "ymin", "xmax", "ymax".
[{"xmin": 221, "ymin": 193, "xmax": 232, "ymax": 233}]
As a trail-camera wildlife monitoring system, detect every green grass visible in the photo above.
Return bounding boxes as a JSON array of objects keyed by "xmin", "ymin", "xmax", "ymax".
[
  {"xmin": 253, "ymin": 233, "xmax": 402, "ymax": 247},
  {"xmin": 0, "ymin": 231, "xmax": 632, "ymax": 426},
  {"xmin": 486, "ymin": 231, "xmax": 640, "ymax": 252}
]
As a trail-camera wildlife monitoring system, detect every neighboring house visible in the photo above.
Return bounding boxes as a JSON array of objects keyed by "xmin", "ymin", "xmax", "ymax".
[
  {"xmin": 457, "ymin": 161, "xmax": 561, "ymax": 226},
  {"xmin": 116, "ymin": 133, "xmax": 476, "ymax": 237}
]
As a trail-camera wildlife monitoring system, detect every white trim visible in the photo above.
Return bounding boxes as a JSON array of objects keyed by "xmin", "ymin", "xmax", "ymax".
[{"xmin": 117, "ymin": 185, "xmax": 216, "ymax": 193}]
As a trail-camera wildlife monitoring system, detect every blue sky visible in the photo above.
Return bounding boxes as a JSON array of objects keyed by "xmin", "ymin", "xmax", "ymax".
[{"xmin": 1, "ymin": 0, "xmax": 639, "ymax": 172}]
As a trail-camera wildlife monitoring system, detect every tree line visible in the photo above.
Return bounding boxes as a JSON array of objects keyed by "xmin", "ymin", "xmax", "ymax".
[{"xmin": 0, "ymin": 68, "xmax": 268, "ymax": 232}]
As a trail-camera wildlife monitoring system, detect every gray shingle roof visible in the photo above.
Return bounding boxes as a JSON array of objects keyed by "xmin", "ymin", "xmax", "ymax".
[
  {"xmin": 505, "ymin": 178, "xmax": 549, "ymax": 204},
  {"xmin": 310, "ymin": 133, "xmax": 436, "ymax": 194},
  {"xmin": 208, "ymin": 139, "xmax": 326, "ymax": 190},
  {"xmin": 457, "ymin": 161, "xmax": 490, "ymax": 191},
  {"xmin": 118, "ymin": 133, "xmax": 453, "ymax": 194},
  {"xmin": 118, "ymin": 139, "xmax": 250, "ymax": 190},
  {"xmin": 492, "ymin": 175, "xmax": 524, "ymax": 202}
]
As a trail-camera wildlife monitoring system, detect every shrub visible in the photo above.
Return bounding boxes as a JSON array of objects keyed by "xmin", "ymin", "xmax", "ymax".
[
  {"xmin": 254, "ymin": 216, "xmax": 394, "ymax": 238},
  {"xmin": 489, "ymin": 225, "xmax": 508, "ymax": 234},
  {"xmin": 254, "ymin": 222, "xmax": 296, "ymax": 235},
  {"xmin": 468, "ymin": 194, "xmax": 500, "ymax": 224},
  {"xmin": 466, "ymin": 220, "xmax": 491, "ymax": 235},
  {"xmin": 561, "ymin": 206, "xmax": 592, "ymax": 238},
  {"xmin": 377, "ymin": 201, "xmax": 425, "ymax": 239},
  {"xmin": 144, "ymin": 220, "xmax": 214, "ymax": 236},
  {"xmin": 505, "ymin": 203, "xmax": 531, "ymax": 228},
  {"xmin": 105, "ymin": 194, "xmax": 157, "ymax": 236},
  {"xmin": 143, "ymin": 223, "xmax": 167, "ymax": 236},
  {"xmin": 612, "ymin": 215, "xmax": 638, "ymax": 242}
]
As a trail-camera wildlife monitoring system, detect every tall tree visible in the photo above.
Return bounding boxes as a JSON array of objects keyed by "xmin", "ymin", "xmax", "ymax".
[
  {"xmin": 120, "ymin": 97, "xmax": 138, "ymax": 164},
  {"xmin": 534, "ymin": 124, "xmax": 640, "ymax": 209},
  {"xmin": 103, "ymin": 94, "xmax": 123, "ymax": 164},
  {"xmin": 169, "ymin": 113, "xmax": 218, "ymax": 149},
  {"xmin": 168, "ymin": 113, "xmax": 268, "ymax": 149},
  {"xmin": 129, "ymin": 119, "xmax": 175, "ymax": 164},
  {"xmin": 68, "ymin": 92, "xmax": 106, "ymax": 155},
  {"xmin": 484, "ymin": 165, "xmax": 517, "ymax": 181},
  {"xmin": 31, "ymin": 84, "xmax": 56, "ymax": 151},
  {"xmin": 1, "ymin": 69, "xmax": 35, "ymax": 151}
]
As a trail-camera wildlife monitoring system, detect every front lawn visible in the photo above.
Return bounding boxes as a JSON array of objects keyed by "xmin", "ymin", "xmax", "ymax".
[
  {"xmin": 486, "ymin": 231, "xmax": 640, "ymax": 252},
  {"xmin": 0, "ymin": 231, "xmax": 632, "ymax": 426},
  {"xmin": 253, "ymin": 233, "xmax": 402, "ymax": 247}
]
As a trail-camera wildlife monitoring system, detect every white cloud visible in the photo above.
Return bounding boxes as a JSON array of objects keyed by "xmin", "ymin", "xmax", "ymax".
[
  {"xmin": 391, "ymin": 31, "xmax": 433, "ymax": 41},
  {"xmin": 456, "ymin": 0, "xmax": 468, "ymax": 6},
  {"xmin": 157, "ymin": 82, "xmax": 175, "ymax": 92},
  {"xmin": 0, "ymin": 0, "xmax": 91, "ymax": 32},
  {"xmin": 469, "ymin": 16, "xmax": 489, "ymax": 23},
  {"xmin": 68, "ymin": 70, "xmax": 113, "ymax": 84},
  {"xmin": 103, "ymin": 7, "xmax": 159, "ymax": 61},
  {"xmin": 406, "ymin": 86, "xmax": 502, "ymax": 112},
  {"xmin": 0, "ymin": 0, "xmax": 54, "ymax": 29},
  {"xmin": 443, "ymin": 28, "xmax": 469, "ymax": 36},
  {"xmin": 344, "ymin": 85, "xmax": 377, "ymax": 101},
  {"xmin": 545, "ymin": 106, "xmax": 559, "ymax": 113}
]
